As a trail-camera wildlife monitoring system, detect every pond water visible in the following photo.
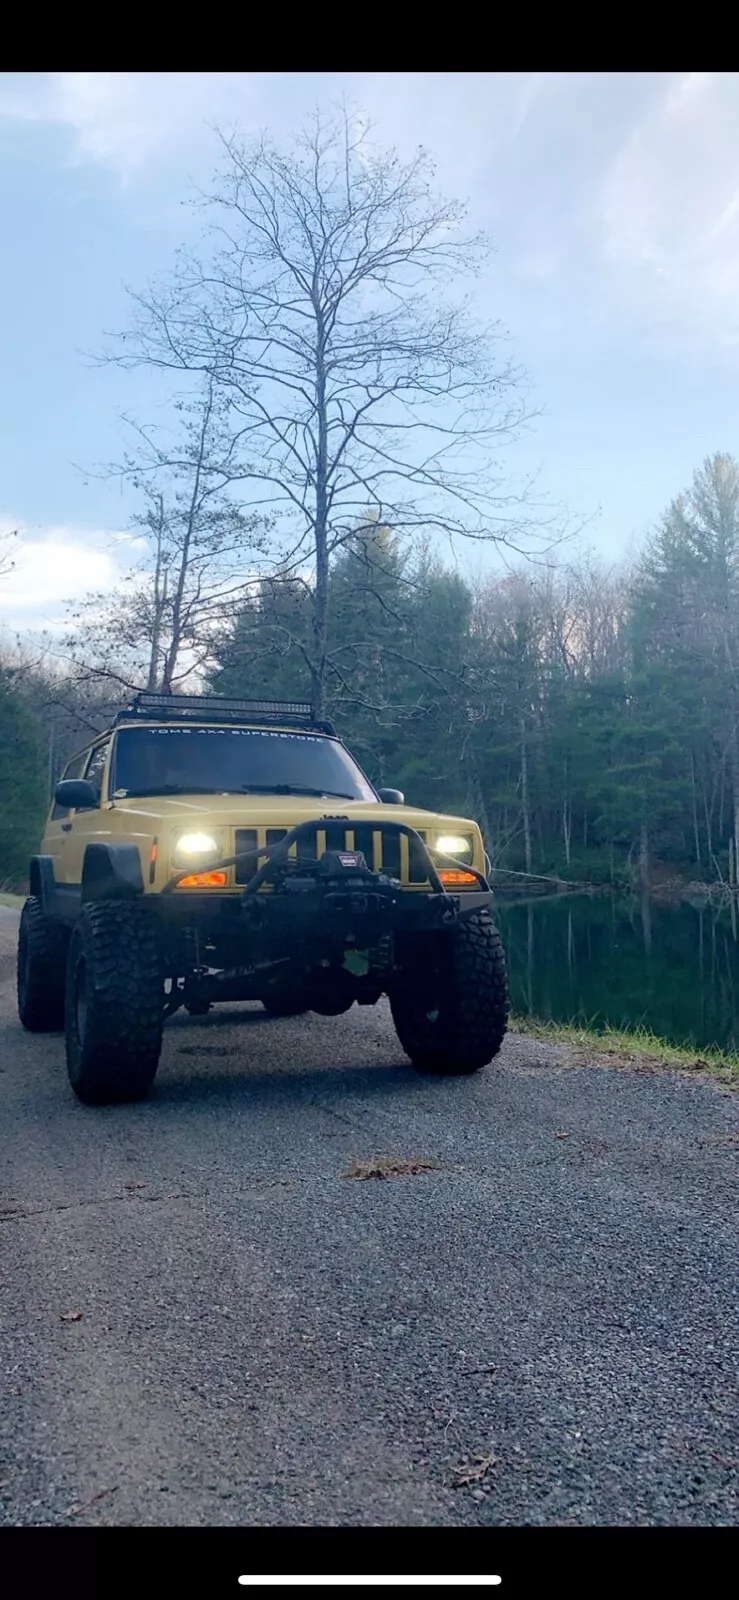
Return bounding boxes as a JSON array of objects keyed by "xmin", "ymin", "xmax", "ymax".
[{"xmin": 494, "ymin": 891, "xmax": 739, "ymax": 1053}]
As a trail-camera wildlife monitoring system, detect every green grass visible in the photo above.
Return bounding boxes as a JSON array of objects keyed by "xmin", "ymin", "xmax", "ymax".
[
  {"xmin": 510, "ymin": 1013, "xmax": 739, "ymax": 1087},
  {"xmin": 0, "ymin": 892, "xmax": 24, "ymax": 909}
]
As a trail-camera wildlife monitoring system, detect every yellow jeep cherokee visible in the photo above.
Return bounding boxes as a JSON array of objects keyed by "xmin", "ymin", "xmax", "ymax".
[{"xmin": 17, "ymin": 693, "xmax": 509, "ymax": 1104}]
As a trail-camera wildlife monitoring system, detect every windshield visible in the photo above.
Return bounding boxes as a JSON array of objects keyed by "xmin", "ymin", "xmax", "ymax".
[{"xmin": 111, "ymin": 725, "xmax": 377, "ymax": 802}]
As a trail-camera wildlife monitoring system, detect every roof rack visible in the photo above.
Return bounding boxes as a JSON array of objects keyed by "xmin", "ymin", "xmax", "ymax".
[{"xmin": 113, "ymin": 692, "xmax": 337, "ymax": 736}]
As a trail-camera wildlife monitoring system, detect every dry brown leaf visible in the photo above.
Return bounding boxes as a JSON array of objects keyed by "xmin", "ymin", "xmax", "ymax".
[
  {"xmin": 554, "ymin": 1131, "xmax": 571, "ymax": 1140},
  {"xmin": 65, "ymin": 1486, "xmax": 118, "ymax": 1517},
  {"xmin": 60, "ymin": 1311, "xmax": 83, "ymax": 1323},
  {"xmin": 452, "ymin": 1452, "xmax": 497, "ymax": 1488},
  {"xmin": 341, "ymin": 1155, "xmax": 441, "ymax": 1181},
  {"xmin": 124, "ymin": 1181, "xmax": 147, "ymax": 1192}
]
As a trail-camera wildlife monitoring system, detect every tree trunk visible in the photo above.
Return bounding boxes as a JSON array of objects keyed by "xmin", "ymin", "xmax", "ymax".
[
  {"xmin": 562, "ymin": 755, "xmax": 571, "ymax": 867},
  {"xmin": 464, "ymin": 745, "xmax": 492, "ymax": 860},
  {"xmin": 520, "ymin": 714, "xmax": 532, "ymax": 874},
  {"xmin": 161, "ymin": 386, "xmax": 213, "ymax": 694},
  {"xmin": 526, "ymin": 903, "xmax": 534, "ymax": 1014},
  {"xmin": 690, "ymin": 751, "xmax": 701, "ymax": 869},
  {"xmin": 147, "ymin": 495, "xmax": 167, "ymax": 692},
  {"xmin": 701, "ymin": 776, "xmax": 714, "ymax": 875},
  {"xmin": 311, "ymin": 308, "xmax": 329, "ymax": 720},
  {"xmin": 732, "ymin": 726, "xmax": 739, "ymax": 891},
  {"xmin": 47, "ymin": 714, "xmax": 55, "ymax": 792}
]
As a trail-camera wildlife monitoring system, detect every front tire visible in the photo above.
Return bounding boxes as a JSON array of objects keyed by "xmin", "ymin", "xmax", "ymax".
[
  {"xmin": 17, "ymin": 896, "xmax": 68, "ymax": 1032},
  {"xmin": 390, "ymin": 910, "xmax": 509, "ymax": 1076},
  {"xmin": 65, "ymin": 902, "xmax": 164, "ymax": 1105}
]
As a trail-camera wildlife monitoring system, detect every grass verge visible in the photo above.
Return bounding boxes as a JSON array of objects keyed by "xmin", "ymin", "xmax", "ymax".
[
  {"xmin": 0, "ymin": 892, "xmax": 24, "ymax": 910},
  {"xmin": 510, "ymin": 1013, "xmax": 739, "ymax": 1087}
]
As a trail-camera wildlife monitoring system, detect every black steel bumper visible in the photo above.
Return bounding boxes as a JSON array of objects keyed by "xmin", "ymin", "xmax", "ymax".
[{"xmin": 158, "ymin": 817, "xmax": 491, "ymax": 936}]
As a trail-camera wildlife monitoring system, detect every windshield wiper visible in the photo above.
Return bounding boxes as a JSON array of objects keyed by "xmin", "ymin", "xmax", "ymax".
[
  {"xmin": 239, "ymin": 784, "xmax": 357, "ymax": 799},
  {"xmin": 114, "ymin": 784, "xmax": 224, "ymax": 798},
  {"xmin": 115, "ymin": 782, "xmax": 359, "ymax": 800}
]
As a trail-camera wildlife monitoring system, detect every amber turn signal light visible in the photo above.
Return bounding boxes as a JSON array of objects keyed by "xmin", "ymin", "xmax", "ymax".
[
  {"xmin": 175, "ymin": 871, "xmax": 228, "ymax": 888},
  {"xmin": 438, "ymin": 868, "xmax": 478, "ymax": 886}
]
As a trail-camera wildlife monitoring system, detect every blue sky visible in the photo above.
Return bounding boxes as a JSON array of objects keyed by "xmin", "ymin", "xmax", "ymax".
[{"xmin": 1, "ymin": 70, "xmax": 739, "ymax": 633}]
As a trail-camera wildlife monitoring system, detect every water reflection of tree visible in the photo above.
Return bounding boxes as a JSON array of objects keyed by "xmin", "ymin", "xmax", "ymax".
[{"xmin": 496, "ymin": 893, "xmax": 739, "ymax": 1051}]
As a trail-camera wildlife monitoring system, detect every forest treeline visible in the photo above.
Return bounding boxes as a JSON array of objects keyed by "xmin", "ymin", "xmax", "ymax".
[{"xmin": 2, "ymin": 452, "xmax": 739, "ymax": 895}]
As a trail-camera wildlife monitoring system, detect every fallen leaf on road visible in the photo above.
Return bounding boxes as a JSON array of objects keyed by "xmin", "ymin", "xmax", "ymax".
[
  {"xmin": 124, "ymin": 1181, "xmax": 147, "ymax": 1192},
  {"xmin": 452, "ymin": 1453, "xmax": 497, "ymax": 1488},
  {"xmin": 60, "ymin": 1311, "xmax": 83, "ymax": 1323},
  {"xmin": 554, "ymin": 1131, "xmax": 571, "ymax": 1140},
  {"xmin": 65, "ymin": 1486, "xmax": 118, "ymax": 1517},
  {"xmin": 341, "ymin": 1155, "xmax": 442, "ymax": 1180}
]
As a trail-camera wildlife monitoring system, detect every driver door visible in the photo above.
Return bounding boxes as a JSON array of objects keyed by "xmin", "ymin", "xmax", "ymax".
[
  {"xmin": 44, "ymin": 748, "xmax": 90, "ymax": 884},
  {"xmin": 61, "ymin": 738, "xmax": 113, "ymax": 889}
]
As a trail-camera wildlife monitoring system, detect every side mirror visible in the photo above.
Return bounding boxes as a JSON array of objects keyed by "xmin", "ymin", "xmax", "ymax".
[
  {"xmin": 55, "ymin": 778, "xmax": 99, "ymax": 811},
  {"xmin": 377, "ymin": 787, "xmax": 405, "ymax": 805}
]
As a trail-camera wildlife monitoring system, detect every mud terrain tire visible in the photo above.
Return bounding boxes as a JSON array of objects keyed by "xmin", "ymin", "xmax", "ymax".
[{"xmin": 391, "ymin": 910, "xmax": 509, "ymax": 1075}]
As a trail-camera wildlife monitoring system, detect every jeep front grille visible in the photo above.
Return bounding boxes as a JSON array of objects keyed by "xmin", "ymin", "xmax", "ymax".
[{"xmin": 233, "ymin": 826, "xmax": 430, "ymax": 886}]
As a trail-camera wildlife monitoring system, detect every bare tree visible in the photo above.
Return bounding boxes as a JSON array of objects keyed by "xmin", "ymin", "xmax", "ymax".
[
  {"xmin": 111, "ymin": 108, "xmax": 548, "ymax": 715},
  {"xmin": 0, "ymin": 528, "xmax": 18, "ymax": 582},
  {"xmin": 67, "ymin": 380, "xmax": 269, "ymax": 695}
]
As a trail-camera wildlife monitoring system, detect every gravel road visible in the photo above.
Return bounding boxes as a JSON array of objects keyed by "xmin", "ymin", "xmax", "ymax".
[{"xmin": 1, "ymin": 909, "xmax": 737, "ymax": 1527}]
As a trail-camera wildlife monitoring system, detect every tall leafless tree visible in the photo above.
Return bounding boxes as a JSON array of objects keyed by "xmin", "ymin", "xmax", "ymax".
[
  {"xmin": 111, "ymin": 109, "xmax": 550, "ymax": 715},
  {"xmin": 66, "ymin": 379, "xmax": 269, "ymax": 695}
]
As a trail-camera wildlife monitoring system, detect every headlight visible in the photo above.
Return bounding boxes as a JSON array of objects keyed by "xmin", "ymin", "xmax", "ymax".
[
  {"xmin": 173, "ymin": 832, "xmax": 221, "ymax": 865},
  {"xmin": 435, "ymin": 834, "xmax": 472, "ymax": 858}
]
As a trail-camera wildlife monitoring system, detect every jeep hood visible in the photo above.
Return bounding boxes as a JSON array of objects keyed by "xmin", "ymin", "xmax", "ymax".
[{"xmin": 108, "ymin": 793, "xmax": 476, "ymax": 834}]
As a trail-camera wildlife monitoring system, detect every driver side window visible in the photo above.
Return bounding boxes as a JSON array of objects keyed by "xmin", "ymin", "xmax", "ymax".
[{"xmin": 84, "ymin": 740, "xmax": 111, "ymax": 801}]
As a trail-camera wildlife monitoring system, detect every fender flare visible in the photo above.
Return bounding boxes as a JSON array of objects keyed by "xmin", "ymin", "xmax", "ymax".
[
  {"xmin": 81, "ymin": 842, "xmax": 144, "ymax": 904},
  {"xmin": 29, "ymin": 855, "xmax": 57, "ymax": 914}
]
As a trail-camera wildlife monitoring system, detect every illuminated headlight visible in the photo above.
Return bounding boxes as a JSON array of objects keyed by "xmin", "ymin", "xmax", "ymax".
[
  {"xmin": 435, "ymin": 834, "xmax": 472, "ymax": 858},
  {"xmin": 173, "ymin": 832, "xmax": 221, "ymax": 865}
]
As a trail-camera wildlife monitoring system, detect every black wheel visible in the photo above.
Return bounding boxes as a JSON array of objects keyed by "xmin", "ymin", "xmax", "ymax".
[
  {"xmin": 17, "ymin": 896, "xmax": 68, "ymax": 1032},
  {"xmin": 65, "ymin": 902, "xmax": 164, "ymax": 1105},
  {"xmin": 185, "ymin": 999, "xmax": 211, "ymax": 1017},
  {"xmin": 390, "ymin": 910, "xmax": 509, "ymax": 1076}
]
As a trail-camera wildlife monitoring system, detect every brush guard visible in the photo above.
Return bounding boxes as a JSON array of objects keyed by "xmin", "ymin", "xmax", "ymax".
[{"xmin": 162, "ymin": 817, "xmax": 490, "ymax": 937}]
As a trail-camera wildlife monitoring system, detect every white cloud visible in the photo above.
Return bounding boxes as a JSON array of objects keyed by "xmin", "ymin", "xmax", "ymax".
[
  {"xmin": 600, "ymin": 72, "xmax": 739, "ymax": 344},
  {"xmin": 0, "ymin": 519, "xmax": 137, "ymax": 631},
  {"xmin": 0, "ymin": 72, "xmax": 261, "ymax": 186},
  {"xmin": 0, "ymin": 71, "xmax": 544, "ymax": 198}
]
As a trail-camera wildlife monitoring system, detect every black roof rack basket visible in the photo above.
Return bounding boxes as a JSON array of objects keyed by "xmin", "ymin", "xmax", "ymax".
[{"xmin": 114, "ymin": 692, "xmax": 336, "ymax": 735}]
